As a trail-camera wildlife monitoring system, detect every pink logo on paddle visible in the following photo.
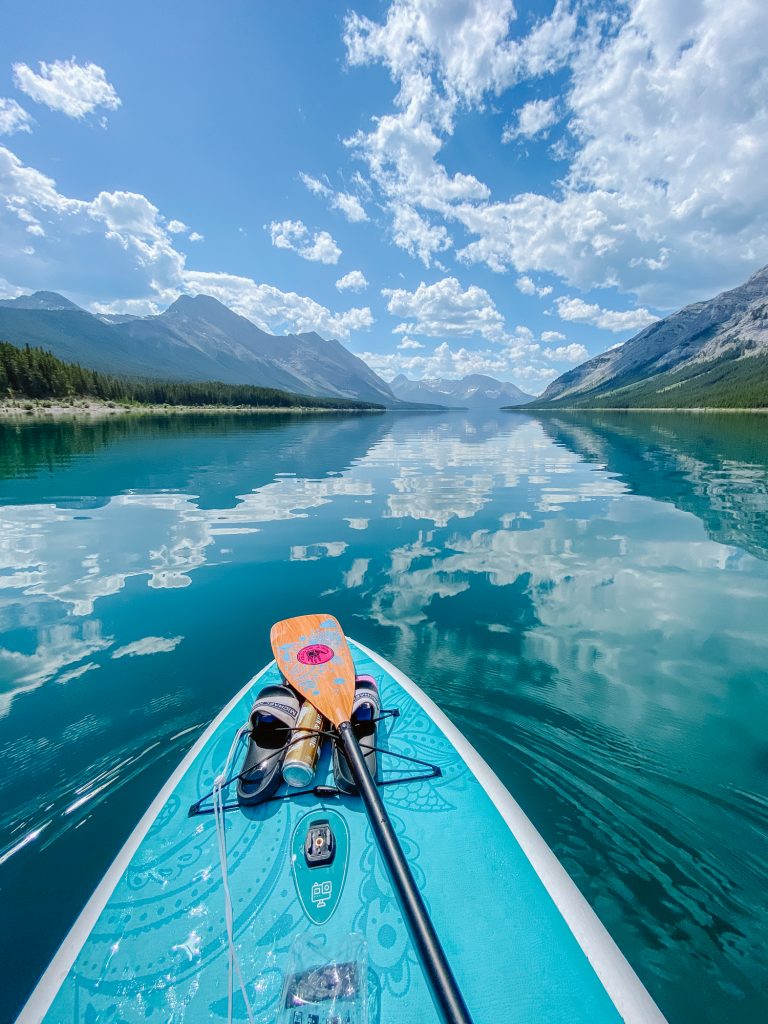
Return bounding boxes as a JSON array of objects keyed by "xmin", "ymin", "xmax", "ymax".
[{"xmin": 297, "ymin": 643, "xmax": 334, "ymax": 665}]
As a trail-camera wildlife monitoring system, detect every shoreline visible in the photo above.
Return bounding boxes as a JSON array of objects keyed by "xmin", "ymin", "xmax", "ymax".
[
  {"xmin": 0, "ymin": 400, "xmax": 382, "ymax": 419},
  {"xmin": 514, "ymin": 406, "xmax": 768, "ymax": 414}
]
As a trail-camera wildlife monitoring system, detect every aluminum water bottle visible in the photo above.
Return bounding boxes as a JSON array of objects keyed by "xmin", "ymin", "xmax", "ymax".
[{"xmin": 282, "ymin": 702, "xmax": 324, "ymax": 787}]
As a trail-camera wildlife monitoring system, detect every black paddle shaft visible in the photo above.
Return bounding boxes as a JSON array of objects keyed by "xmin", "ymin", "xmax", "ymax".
[{"xmin": 339, "ymin": 721, "xmax": 475, "ymax": 1024}]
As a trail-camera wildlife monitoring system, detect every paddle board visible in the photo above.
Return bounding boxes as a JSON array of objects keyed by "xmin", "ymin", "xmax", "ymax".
[{"xmin": 17, "ymin": 639, "xmax": 667, "ymax": 1023}]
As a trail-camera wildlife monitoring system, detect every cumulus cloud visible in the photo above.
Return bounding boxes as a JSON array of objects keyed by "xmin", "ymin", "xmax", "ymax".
[
  {"xmin": 382, "ymin": 277, "xmax": 507, "ymax": 341},
  {"xmin": 344, "ymin": 0, "xmax": 574, "ymax": 108},
  {"xmin": 0, "ymin": 145, "xmax": 372, "ymax": 340},
  {"xmin": 13, "ymin": 58, "xmax": 121, "ymax": 119},
  {"xmin": 91, "ymin": 297, "xmax": 161, "ymax": 316},
  {"xmin": 302, "ymin": 232, "xmax": 341, "ymax": 264},
  {"xmin": 555, "ymin": 296, "xmax": 658, "ymax": 333},
  {"xmin": 516, "ymin": 274, "xmax": 552, "ymax": 297},
  {"xmin": 336, "ymin": 269, "xmax": 369, "ymax": 291},
  {"xmin": 397, "ymin": 337, "xmax": 424, "ymax": 350},
  {"xmin": 188, "ymin": 230, "xmax": 204, "ymax": 242},
  {"xmin": 358, "ymin": 340, "xmax": 557, "ymax": 391},
  {"xmin": 461, "ymin": 2, "xmax": 768, "ymax": 301},
  {"xmin": 0, "ymin": 276, "xmax": 22, "ymax": 299},
  {"xmin": 268, "ymin": 219, "xmax": 342, "ymax": 264},
  {"xmin": 345, "ymin": 0, "xmax": 768, "ymax": 306},
  {"xmin": 541, "ymin": 330, "xmax": 566, "ymax": 342},
  {"xmin": 342, "ymin": 0, "xmax": 573, "ymax": 249},
  {"xmin": 299, "ymin": 172, "xmax": 368, "ymax": 222},
  {"xmin": 502, "ymin": 97, "xmax": 558, "ymax": 141},
  {"xmin": 184, "ymin": 270, "xmax": 374, "ymax": 338},
  {"xmin": 0, "ymin": 98, "xmax": 33, "ymax": 135},
  {"xmin": 391, "ymin": 204, "xmax": 451, "ymax": 265},
  {"xmin": 542, "ymin": 342, "xmax": 588, "ymax": 363}
]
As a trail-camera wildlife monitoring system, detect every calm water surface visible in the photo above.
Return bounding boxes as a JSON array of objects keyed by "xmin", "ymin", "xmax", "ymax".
[{"xmin": 1, "ymin": 410, "xmax": 767, "ymax": 1023}]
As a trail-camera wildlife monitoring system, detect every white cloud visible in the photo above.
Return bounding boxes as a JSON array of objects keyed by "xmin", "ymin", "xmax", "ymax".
[
  {"xmin": 511, "ymin": 325, "xmax": 534, "ymax": 344},
  {"xmin": 13, "ymin": 59, "xmax": 121, "ymax": 119},
  {"xmin": 456, "ymin": 1, "xmax": 768, "ymax": 302},
  {"xmin": 299, "ymin": 171, "xmax": 368, "ymax": 222},
  {"xmin": 382, "ymin": 277, "xmax": 507, "ymax": 341},
  {"xmin": 359, "ymin": 339, "xmax": 556, "ymax": 391},
  {"xmin": 0, "ymin": 276, "xmax": 22, "ymax": 299},
  {"xmin": 342, "ymin": 0, "xmax": 573, "ymax": 251},
  {"xmin": 166, "ymin": 219, "xmax": 188, "ymax": 233},
  {"xmin": 345, "ymin": 0, "xmax": 768, "ymax": 306},
  {"xmin": 0, "ymin": 98, "xmax": 33, "ymax": 135},
  {"xmin": 391, "ymin": 204, "xmax": 451, "ymax": 265},
  {"xmin": 183, "ymin": 270, "xmax": 374, "ymax": 339},
  {"xmin": 555, "ymin": 296, "xmax": 658, "ymax": 333},
  {"xmin": 333, "ymin": 191, "xmax": 368, "ymax": 223},
  {"xmin": 90, "ymin": 190, "xmax": 165, "ymax": 241},
  {"xmin": 502, "ymin": 97, "xmax": 558, "ymax": 141},
  {"xmin": 91, "ymin": 298, "xmax": 161, "ymax": 316},
  {"xmin": 397, "ymin": 337, "xmax": 424, "ymax": 350},
  {"xmin": 299, "ymin": 172, "xmax": 328, "ymax": 196},
  {"xmin": 188, "ymin": 231, "xmax": 204, "ymax": 242},
  {"xmin": 268, "ymin": 219, "xmax": 342, "ymax": 264},
  {"xmin": 542, "ymin": 342, "xmax": 588, "ymax": 363},
  {"xmin": 541, "ymin": 330, "xmax": 566, "ymax": 342},
  {"xmin": 112, "ymin": 636, "xmax": 183, "ymax": 659},
  {"xmin": 516, "ymin": 274, "xmax": 552, "ymax": 297},
  {"xmin": 302, "ymin": 231, "xmax": 342, "ymax": 263},
  {"xmin": 0, "ymin": 145, "xmax": 372, "ymax": 340},
  {"xmin": 346, "ymin": 104, "xmax": 490, "ymax": 214},
  {"xmin": 336, "ymin": 269, "xmax": 369, "ymax": 291},
  {"xmin": 344, "ymin": 0, "xmax": 574, "ymax": 107},
  {"xmin": 0, "ymin": 145, "xmax": 83, "ymax": 214},
  {"xmin": 360, "ymin": 341, "xmax": 509, "ymax": 379}
]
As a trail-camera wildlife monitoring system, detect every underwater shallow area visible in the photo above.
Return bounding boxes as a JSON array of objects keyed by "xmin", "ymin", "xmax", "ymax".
[{"xmin": 0, "ymin": 409, "xmax": 766, "ymax": 1023}]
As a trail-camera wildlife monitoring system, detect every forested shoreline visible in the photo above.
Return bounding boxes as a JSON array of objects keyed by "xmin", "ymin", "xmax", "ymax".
[
  {"xmin": 0, "ymin": 341, "xmax": 382, "ymax": 411},
  {"xmin": 518, "ymin": 353, "xmax": 768, "ymax": 411}
]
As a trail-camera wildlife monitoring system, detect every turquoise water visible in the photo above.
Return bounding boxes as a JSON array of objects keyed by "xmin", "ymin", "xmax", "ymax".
[{"xmin": 0, "ymin": 410, "xmax": 766, "ymax": 1023}]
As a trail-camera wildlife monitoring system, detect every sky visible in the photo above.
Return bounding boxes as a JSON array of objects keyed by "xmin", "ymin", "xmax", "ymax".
[{"xmin": 1, "ymin": 0, "xmax": 767, "ymax": 394}]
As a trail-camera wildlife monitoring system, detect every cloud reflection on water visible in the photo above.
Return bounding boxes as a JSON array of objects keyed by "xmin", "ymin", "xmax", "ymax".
[{"xmin": 1, "ymin": 411, "xmax": 768, "ymax": 1024}]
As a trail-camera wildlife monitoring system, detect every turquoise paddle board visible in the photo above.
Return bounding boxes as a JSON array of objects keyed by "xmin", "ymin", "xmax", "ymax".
[{"xmin": 17, "ymin": 639, "xmax": 666, "ymax": 1023}]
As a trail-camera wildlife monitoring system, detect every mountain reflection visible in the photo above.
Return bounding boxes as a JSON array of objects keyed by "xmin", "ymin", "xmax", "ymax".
[
  {"xmin": 1, "ymin": 410, "xmax": 767, "ymax": 1024},
  {"xmin": 536, "ymin": 411, "xmax": 768, "ymax": 561}
]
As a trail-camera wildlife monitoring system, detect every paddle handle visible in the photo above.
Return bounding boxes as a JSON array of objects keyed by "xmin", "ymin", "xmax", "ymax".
[{"xmin": 339, "ymin": 721, "xmax": 475, "ymax": 1024}]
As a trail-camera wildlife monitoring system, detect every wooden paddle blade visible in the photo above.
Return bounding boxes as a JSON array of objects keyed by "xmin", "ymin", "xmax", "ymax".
[{"xmin": 270, "ymin": 614, "xmax": 355, "ymax": 727}]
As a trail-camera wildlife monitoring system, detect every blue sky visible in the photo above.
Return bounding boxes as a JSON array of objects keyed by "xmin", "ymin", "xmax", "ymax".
[{"xmin": 1, "ymin": 0, "xmax": 767, "ymax": 393}]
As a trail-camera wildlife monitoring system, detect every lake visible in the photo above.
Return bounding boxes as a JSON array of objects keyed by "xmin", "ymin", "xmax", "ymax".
[{"xmin": 1, "ymin": 409, "xmax": 767, "ymax": 1023}]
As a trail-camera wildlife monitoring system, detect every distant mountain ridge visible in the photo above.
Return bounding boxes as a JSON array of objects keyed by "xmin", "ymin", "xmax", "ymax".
[
  {"xmin": 1, "ymin": 291, "xmax": 82, "ymax": 312},
  {"xmin": 535, "ymin": 263, "xmax": 768, "ymax": 408},
  {"xmin": 389, "ymin": 373, "xmax": 534, "ymax": 409},
  {"xmin": 0, "ymin": 291, "xmax": 396, "ymax": 406}
]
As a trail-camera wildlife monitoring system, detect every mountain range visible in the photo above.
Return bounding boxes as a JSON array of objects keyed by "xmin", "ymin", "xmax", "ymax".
[
  {"xmin": 389, "ymin": 373, "xmax": 533, "ymax": 408},
  {"xmin": 7, "ymin": 264, "xmax": 766, "ymax": 413},
  {"xmin": 0, "ymin": 291, "xmax": 396, "ymax": 406},
  {"xmin": 535, "ymin": 263, "xmax": 768, "ymax": 408}
]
